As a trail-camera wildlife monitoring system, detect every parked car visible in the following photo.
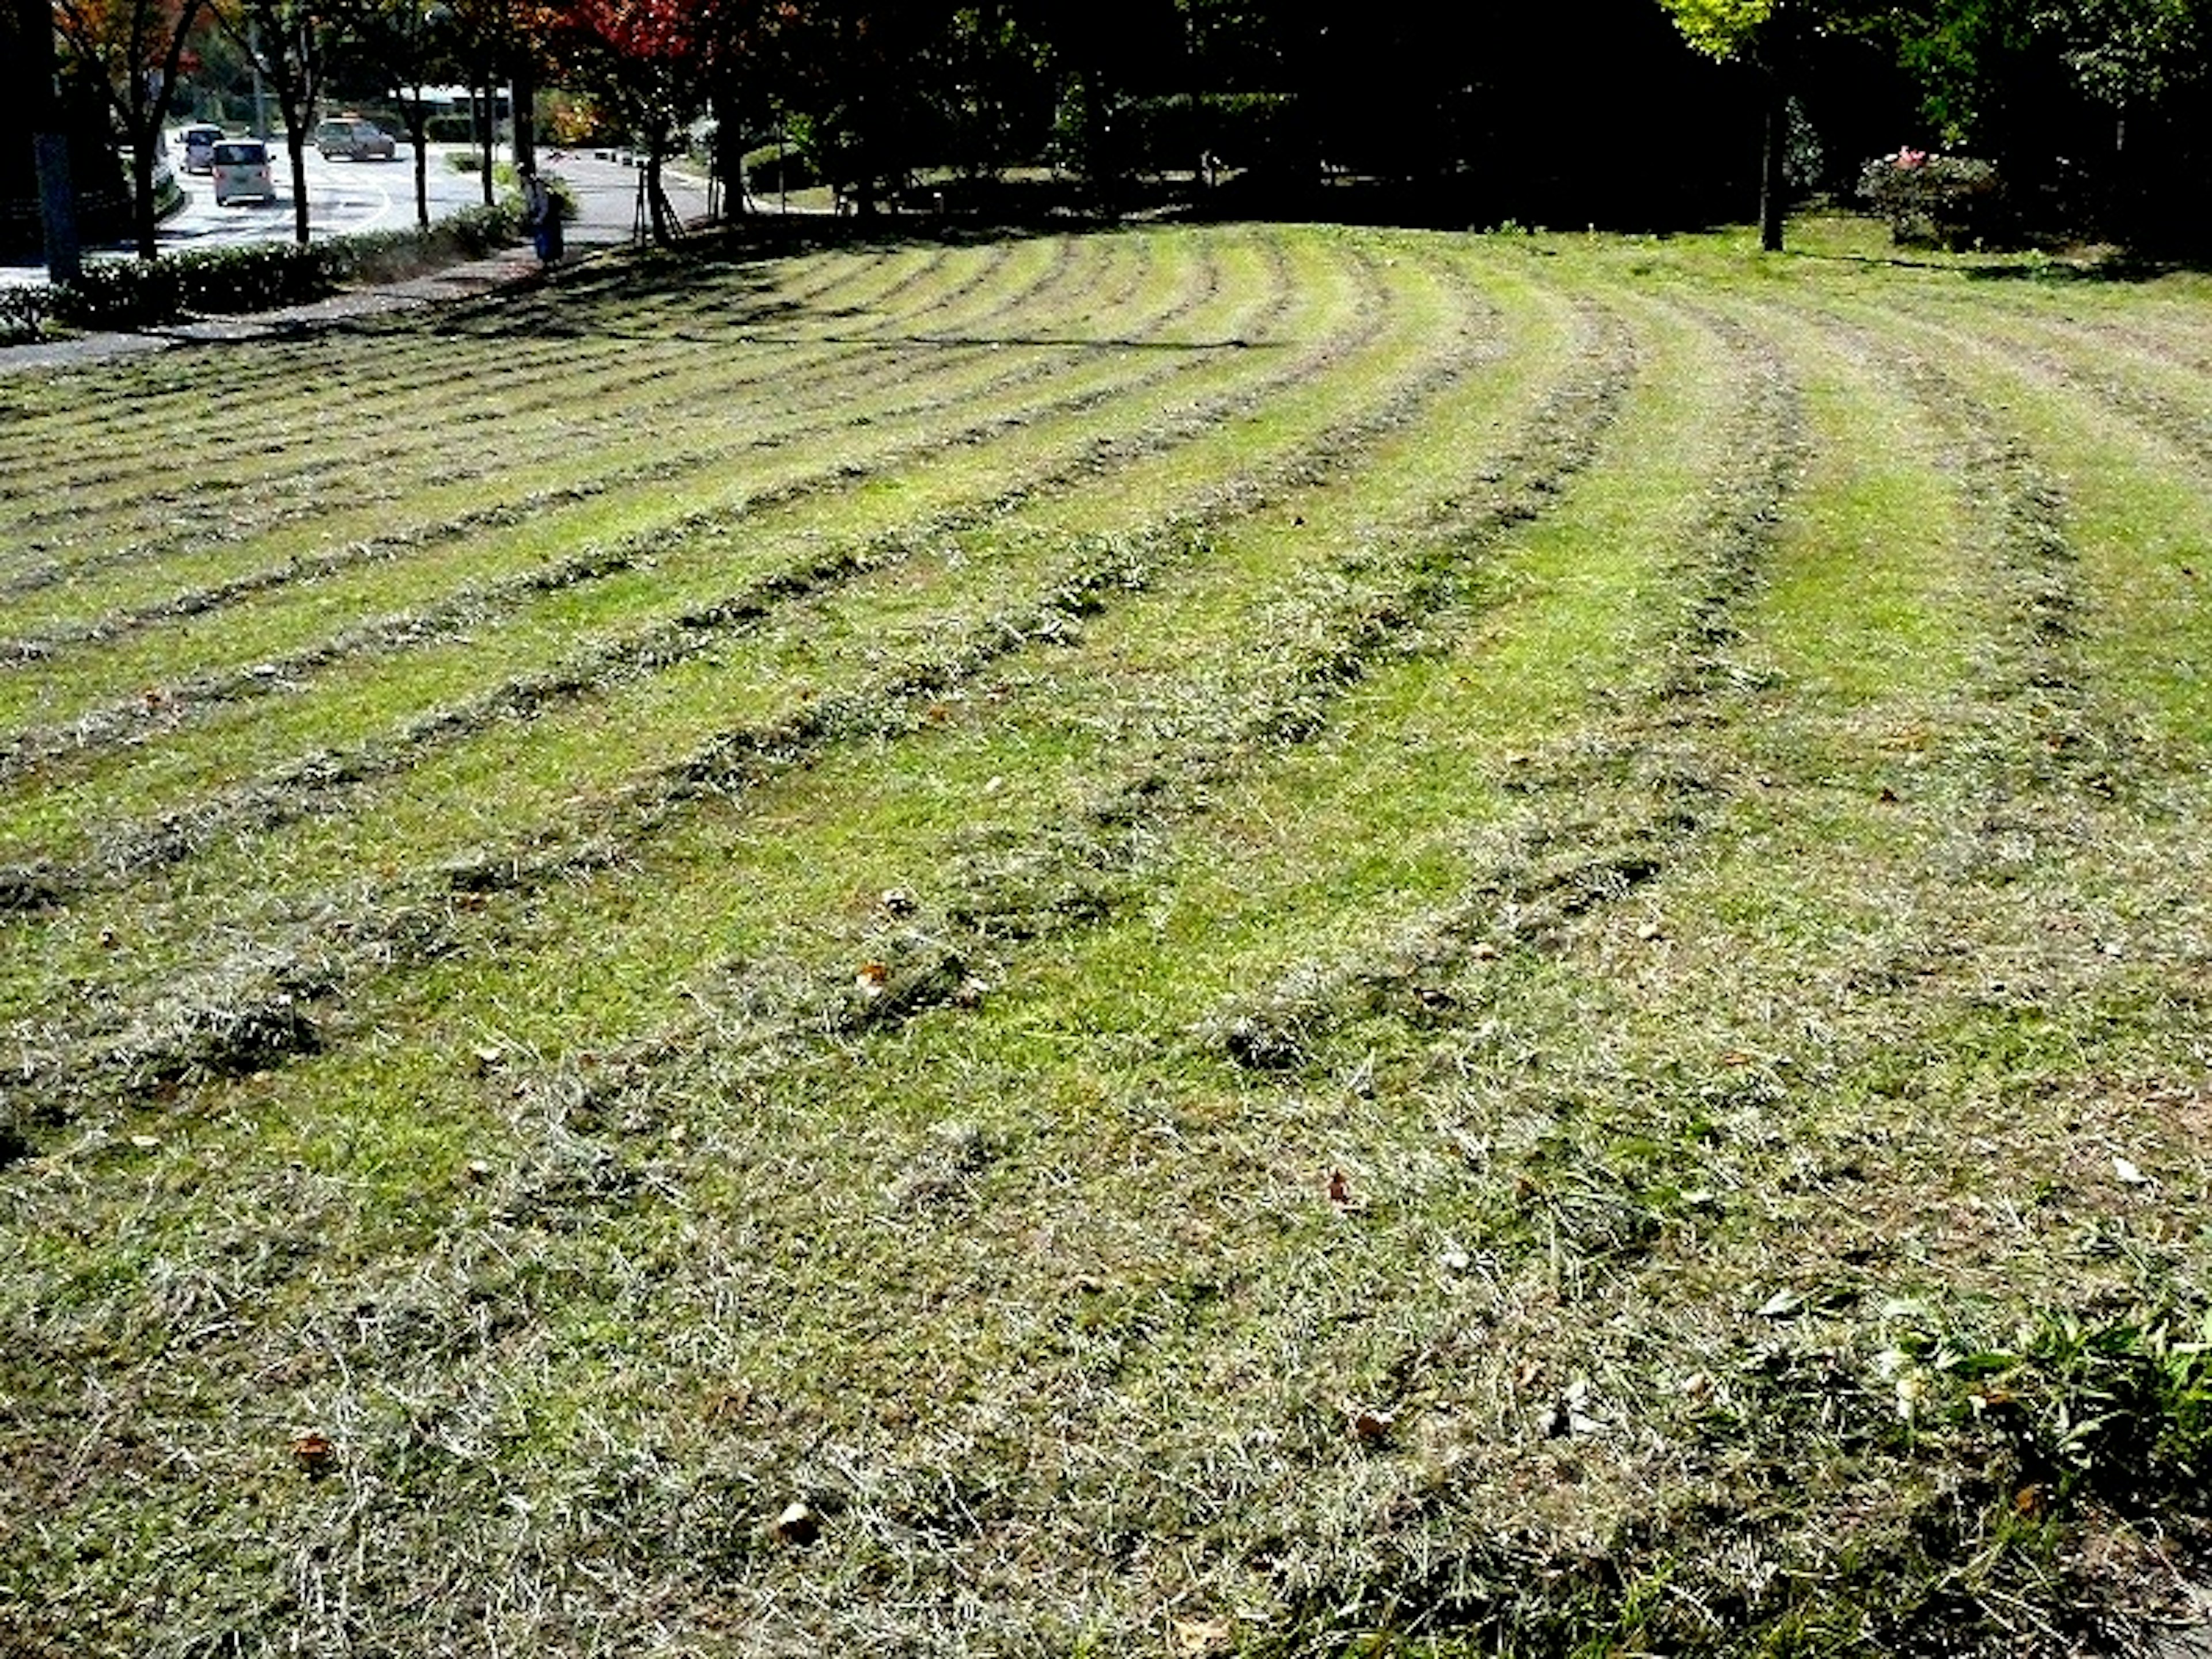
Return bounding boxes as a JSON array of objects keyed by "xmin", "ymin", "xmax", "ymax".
[
  {"xmin": 315, "ymin": 117, "xmax": 396, "ymax": 161},
  {"xmin": 210, "ymin": 139, "xmax": 275, "ymax": 205},
  {"xmin": 180, "ymin": 123, "xmax": 225, "ymax": 175}
]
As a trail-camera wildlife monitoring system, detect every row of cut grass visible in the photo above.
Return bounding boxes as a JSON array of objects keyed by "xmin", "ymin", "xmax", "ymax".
[
  {"xmin": 5, "ymin": 223, "xmax": 2212, "ymax": 1658},
  {"xmin": 0, "ymin": 234, "xmax": 1256, "ymax": 806},
  {"xmin": 0, "ymin": 235, "xmax": 1142, "ymax": 639},
  {"xmin": 0, "ymin": 235, "xmax": 1314, "ymax": 878},
  {"xmin": 0, "ymin": 230, "xmax": 1454, "ymax": 1055},
  {"xmin": 0, "ymin": 233, "xmax": 1278, "ymax": 733}
]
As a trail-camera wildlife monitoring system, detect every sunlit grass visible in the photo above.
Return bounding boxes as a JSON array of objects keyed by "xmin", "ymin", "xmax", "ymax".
[{"xmin": 3, "ymin": 219, "xmax": 2211, "ymax": 1659}]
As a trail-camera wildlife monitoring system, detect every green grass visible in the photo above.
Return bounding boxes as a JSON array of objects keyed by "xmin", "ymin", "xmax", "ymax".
[{"xmin": 3, "ymin": 218, "xmax": 2212, "ymax": 1658}]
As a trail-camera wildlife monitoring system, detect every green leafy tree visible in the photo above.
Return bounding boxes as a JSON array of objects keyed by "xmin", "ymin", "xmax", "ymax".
[
  {"xmin": 211, "ymin": 0, "xmax": 327, "ymax": 242},
  {"xmin": 2036, "ymin": 0, "xmax": 2207, "ymax": 112},
  {"xmin": 928, "ymin": 3, "xmax": 1054, "ymax": 183},
  {"xmin": 1876, "ymin": 0, "xmax": 2209, "ymax": 241},
  {"xmin": 775, "ymin": 0, "xmax": 961, "ymax": 217},
  {"xmin": 440, "ymin": 0, "xmax": 523, "ymax": 205},
  {"xmin": 327, "ymin": 0, "xmax": 462, "ymax": 228},
  {"xmin": 53, "ymin": 0, "xmax": 209, "ymax": 257},
  {"xmin": 1654, "ymin": 0, "xmax": 1817, "ymax": 248}
]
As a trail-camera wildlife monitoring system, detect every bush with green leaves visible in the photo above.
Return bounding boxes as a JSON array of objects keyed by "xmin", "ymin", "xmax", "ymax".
[
  {"xmin": 33, "ymin": 195, "xmax": 533, "ymax": 335},
  {"xmin": 48, "ymin": 256, "xmax": 188, "ymax": 328},
  {"xmin": 323, "ymin": 204, "xmax": 529, "ymax": 289},
  {"xmin": 175, "ymin": 242, "xmax": 335, "ymax": 314},
  {"xmin": 48, "ymin": 241, "xmax": 333, "ymax": 328},
  {"xmin": 741, "ymin": 143, "xmax": 819, "ymax": 196},
  {"xmin": 1858, "ymin": 149, "xmax": 2010, "ymax": 248},
  {"xmin": 0, "ymin": 285, "xmax": 48, "ymax": 343}
]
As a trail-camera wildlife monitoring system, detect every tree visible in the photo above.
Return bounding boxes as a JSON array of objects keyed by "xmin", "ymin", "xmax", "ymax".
[
  {"xmin": 328, "ymin": 0, "xmax": 459, "ymax": 228},
  {"xmin": 541, "ymin": 0, "xmax": 715, "ymax": 236},
  {"xmin": 1012, "ymin": 0, "xmax": 1181, "ymax": 207},
  {"xmin": 770, "ymin": 0, "xmax": 963, "ymax": 218},
  {"xmin": 694, "ymin": 0, "xmax": 782, "ymax": 219},
  {"xmin": 923, "ymin": 2, "xmax": 1055, "ymax": 186},
  {"xmin": 1654, "ymin": 0, "xmax": 1817, "ymax": 248},
  {"xmin": 16, "ymin": 0, "xmax": 84, "ymax": 278},
  {"xmin": 2046, "ymin": 0, "xmax": 2207, "ymax": 111},
  {"xmin": 1887, "ymin": 0, "xmax": 2211, "ymax": 239},
  {"xmin": 212, "ymin": 0, "xmax": 326, "ymax": 241},
  {"xmin": 435, "ymin": 0, "xmax": 525, "ymax": 205},
  {"xmin": 53, "ymin": 0, "xmax": 207, "ymax": 257}
]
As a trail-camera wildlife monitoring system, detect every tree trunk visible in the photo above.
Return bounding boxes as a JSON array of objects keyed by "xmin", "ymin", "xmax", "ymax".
[
  {"xmin": 34, "ymin": 133, "xmax": 80, "ymax": 284},
  {"xmin": 478, "ymin": 73, "xmax": 496, "ymax": 206},
  {"xmin": 1081, "ymin": 69, "xmax": 1115, "ymax": 215},
  {"xmin": 512, "ymin": 55, "xmax": 536, "ymax": 175},
  {"xmin": 287, "ymin": 123, "xmax": 311, "ymax": 243},
  {"xmin": 403, "ymin": 99, "xmax": 431, "ymax": 229},
  {"xmin": 1759, "ymin": 75, "xmax": 1787, "ymax": 253},
  {"xmin": 710, "ymin": 81, "xmax": 744, "ymax": 220},
  {"xmin": 130, "ymin": 134, "xmax": 158, "ymax": 259},
  {"xmin": 20, "ymin": 0, "xmax": 81, "ymax": 283}
]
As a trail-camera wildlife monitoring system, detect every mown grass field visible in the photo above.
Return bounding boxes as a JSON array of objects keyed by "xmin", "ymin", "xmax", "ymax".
[{"xmin": 3, "ymin": 215, "xmax": 2211, "ymax": 1657}]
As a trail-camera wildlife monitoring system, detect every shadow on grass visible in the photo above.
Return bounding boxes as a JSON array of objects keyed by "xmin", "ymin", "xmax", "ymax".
[
  {"xmin": 1783, "ymin": 245, "xmax": 2212, "ymax": 285},
  {"xmin": 414, "ymin": 216, "xmax": 1232, "ymax": 349}
]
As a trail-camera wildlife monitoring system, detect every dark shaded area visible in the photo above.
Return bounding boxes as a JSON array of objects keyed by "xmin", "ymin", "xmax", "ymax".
[
  {"xmin": 0, "ymin": 2, "xmax": 134, "ymax": 262},
  {"xmin": 12, "ymin": 0, "xmax": 2210, "ymax": 277}
]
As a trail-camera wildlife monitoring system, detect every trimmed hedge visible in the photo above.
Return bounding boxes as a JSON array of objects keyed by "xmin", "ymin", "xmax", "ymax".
[
  {"xmin": 47, "ymin": 241, "xmax": 335, "ymax": 329},
  {"xmin": 13, "ymin": 197, "xmax": 536, "ymax": 338}
]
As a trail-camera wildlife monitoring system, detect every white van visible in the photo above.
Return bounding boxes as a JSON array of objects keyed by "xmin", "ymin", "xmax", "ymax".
[
  {"xmin": 180, "ymin": 123, "xmax": 225, "ymax": 173},
  {"xmin": 210, "ymin": 139, "xmax": 275, "ymax": 205}
]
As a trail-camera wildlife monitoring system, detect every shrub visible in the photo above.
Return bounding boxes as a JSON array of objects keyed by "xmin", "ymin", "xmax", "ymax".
[
  {"xmin": 173, "ymin": 242, "xmax": 334, "ymax": 315},
  {"xmin": 1858, "ymin": 149, "xmax": 2009, "ymax": 249},
  {"xmin": 43, "ymin": 195, "xmax": 532, "ymax": 332},
  {"xmin": 50, "ymin": 241, "xmax": 335, "ymax": 328},
  {"xmin": 0, "ymin": 285, "xmax": 50, "ymax": 343},
  {"xmin": 439, "ymin": 198, "xmax": 532, "ymax": 254},
  {"xmin": 320, "ymin": 198, "xmax": 529, "ymax": 282},
  {"xmin": 742, "ymin": 143, "xmax": 819, "ymax": 196},
  {"xmin": 50, "ymin": 257, "xmax": 187, "ymax": 328}
]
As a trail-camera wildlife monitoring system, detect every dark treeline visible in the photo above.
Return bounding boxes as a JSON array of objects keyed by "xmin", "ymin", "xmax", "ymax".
[
  {"xmin": 669, "ymin": 1, "xmax": 1875, "ymax": 233},
  {"xmin": 7, "ymin": 0, "xmax": 2210, "ymax": 263},
  {"xmin": 545, "ymin": 0, "xmax": 2212, "ymax": 251}
]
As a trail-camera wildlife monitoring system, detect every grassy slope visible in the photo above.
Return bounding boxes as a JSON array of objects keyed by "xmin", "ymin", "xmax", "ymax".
[{"xmin": 2, "ymin": 218, "xmax": 2210, "ymax": 1657}]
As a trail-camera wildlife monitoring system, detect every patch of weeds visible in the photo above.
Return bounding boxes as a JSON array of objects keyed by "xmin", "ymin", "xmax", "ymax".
[{"xmin": 1969, "ymin": 1301, "xmax": 2212, "ymax": 1511}]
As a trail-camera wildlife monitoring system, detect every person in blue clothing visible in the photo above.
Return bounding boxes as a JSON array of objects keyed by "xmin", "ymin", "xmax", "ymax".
[{"xmin": 521, "ymin": 165, "xmax": 563, "ymax": 265}]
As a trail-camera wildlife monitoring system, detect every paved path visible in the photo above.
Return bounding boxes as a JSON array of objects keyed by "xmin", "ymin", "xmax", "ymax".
[{"xmin": 0, "ymin": 153, "xmax": 712, "ymax": 377}]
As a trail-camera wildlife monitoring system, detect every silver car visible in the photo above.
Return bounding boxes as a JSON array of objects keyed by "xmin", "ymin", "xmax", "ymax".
[
  {"xmin": 210, "ymin": 139, "xmax": 275, "ymax": 205},
  {"xmin": 315, "ymin": 118, "xmax": 397, "ymax": 161},
  {"xmin": 180, "ymin": 123, "xmax": 224, "ymax": 174}
]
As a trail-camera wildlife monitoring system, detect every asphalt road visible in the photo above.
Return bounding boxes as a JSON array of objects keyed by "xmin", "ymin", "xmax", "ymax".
[
  {"xmin": 164, "ymin": 139, "xmax": 488, "ymax": 248},
  {"xmin": 1, "ymin": 137, "xmax": 714, "ymax": 283}
]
